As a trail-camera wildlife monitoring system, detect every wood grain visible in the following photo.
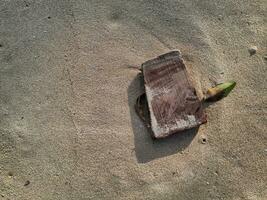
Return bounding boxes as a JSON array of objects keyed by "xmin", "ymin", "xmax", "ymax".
[{"xmin": 142, "ymin": 51, "xmax": 207, "ymax": 138}]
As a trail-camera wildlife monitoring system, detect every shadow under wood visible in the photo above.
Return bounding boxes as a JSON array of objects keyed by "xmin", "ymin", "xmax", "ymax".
[{"xmin": 128, "ymin": 74, "xmax": 199, "ymax": 163}]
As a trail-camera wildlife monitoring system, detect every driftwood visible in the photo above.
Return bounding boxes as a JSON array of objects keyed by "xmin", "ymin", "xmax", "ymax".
[{"xmin": 140, "ymin": 51, "xmax": 207, "ymax": 138}]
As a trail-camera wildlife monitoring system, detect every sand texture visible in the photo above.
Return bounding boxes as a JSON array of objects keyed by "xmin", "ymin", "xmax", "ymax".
[{"xmin": 0, "ymin": 0, "xmax": 266, "ymax": 199}]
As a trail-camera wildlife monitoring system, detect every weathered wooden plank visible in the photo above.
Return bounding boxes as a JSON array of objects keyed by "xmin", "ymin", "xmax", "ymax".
[{"xmin": 141, "ymin": 51, "xmax": 207, "ymax": 138}]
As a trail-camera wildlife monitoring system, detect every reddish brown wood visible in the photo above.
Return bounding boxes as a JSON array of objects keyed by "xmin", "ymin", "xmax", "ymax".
[{"xmin": 141, "ymin": 51, "xmax": 207, "ymax": 138}]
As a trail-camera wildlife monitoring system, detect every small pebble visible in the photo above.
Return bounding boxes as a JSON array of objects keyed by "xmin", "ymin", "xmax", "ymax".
[
  {"xmin": 248, "ymin": 46, "xmax": 257, "ymax": 56},
  {"xmin": 206, "ymin": 182, "xmax": 210, "ymax": 185}
]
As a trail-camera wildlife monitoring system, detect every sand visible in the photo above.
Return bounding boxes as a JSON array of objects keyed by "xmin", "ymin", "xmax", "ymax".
[{"xmin": 0, "ymin": 0, "xmax": 266, "ymax": 199}]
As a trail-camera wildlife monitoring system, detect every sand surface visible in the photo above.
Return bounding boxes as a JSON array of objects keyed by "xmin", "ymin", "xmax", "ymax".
[{"xmin": 0, "ymin": 0, "xmax": 266, "ymax": 199}]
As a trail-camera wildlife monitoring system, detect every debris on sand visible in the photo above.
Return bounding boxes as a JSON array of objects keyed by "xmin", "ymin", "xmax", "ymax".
[
  {"xmin": 205, "ymin": 81, "xmax": 236, "ymax": 102},
  {"xmin": 248, "ymin": 46, "xmax": 257, "ymax": 56},
  {"xmin": 138, "ymin": 51, "xmax": 207, "ymax": 138},
  {"xmin": 24, "ymin": 180, "xmax": 30, "ymax": 186},
  {"xmin": 135, "ymin": 51, "xmax": 236, "ymax": 139}
]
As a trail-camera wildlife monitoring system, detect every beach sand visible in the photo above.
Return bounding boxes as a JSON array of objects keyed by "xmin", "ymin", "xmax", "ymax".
[{"xmin": 0, "ymin": 0, "xmax": 266, "ymax": 199}]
